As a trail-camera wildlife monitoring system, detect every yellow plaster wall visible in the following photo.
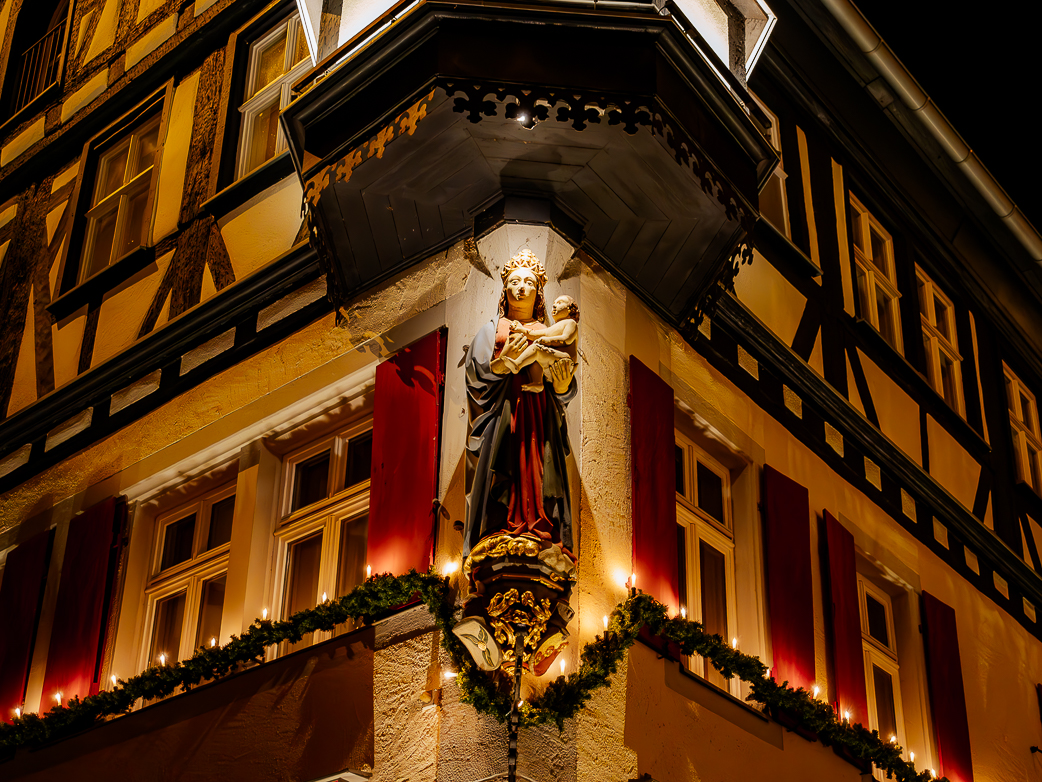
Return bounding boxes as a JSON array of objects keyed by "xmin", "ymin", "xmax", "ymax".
[
  {"xmin": 220, "ymin": 178, "xmax": 304, "ymax": 282},
  {"xmin": 925, "ymin": 415, "xmax": 980, "ymax": 512},
  {"xmin": 0, "ymin": 0, "xmax": 12, "ymax": 59},
  {"xmin": 152, "ymin": 71, "xmax": 200, "ymax": 243},
  {"xmin": 732, "ymin": 250, "xmax": 806, "ymax": 350},
  {"xmin": 7, "ymin": 287, "xmax": 37, "ymax": 416},
  {"xmin": 83, "ymin": 0, "xmax": 119, "ymax": 63},
  {"xmin": 857, "ymin": 348, "xmax": 922, "ymax": 466},
  {"xmin": 846, "ymin": 354, "xmax": 865, "ymax": 416},
  {"xmin": 52, "ymin": 310, "xmax": 87, "ymax": 389},
  {"xmin": 91, "ymin": 251, "xmax": 173, "ymax": 368}
]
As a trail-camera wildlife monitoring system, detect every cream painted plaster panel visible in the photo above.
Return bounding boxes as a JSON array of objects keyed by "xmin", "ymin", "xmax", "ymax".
[
  {"xmin": 151, "ymin": 70, "xmax": 199, "ymax": 242},
  {"xmin": 200, "ymin": 263, "xmax": 216, "ymax": 304},
  {"xmin": 7, "ymin": 288, "xmax": 37, "ymax": 416},
  {"xmin": 60, "ymin": 68, "xmax": 109, "ymax": 123},
  {"xmin": 857, "ymin": 348, "xmax": 922, "ymax": 465},
  {"xmin": 808, "ymin": 331, "xmax": 823, "ymax": 377},
  {"xmin": 52, "ymin": 311, "xmax": 87, "ymax": 389},
  {"xmin": 796, "ymin": 126, "xmax": 820, "ymax": 269},
  {"xmin": 1, "ymin": 117, "xmax": 45, "ymax": 167},
  {"xmin": 845, "ymin": 354, "xmax": 865, "ymax": 416},
  {"xmin": 925, "ymin": 415, "xmax": 979, "ymax": 511},
  {"xmin": 220, "ymin": 177, "xmax": 304, "ymax": 281},
  {"xmin": 48, "ymin": 238, "xmax": 66, "ymax": 298},
  {"xmin": 137, "ymin": 0, "xmax": 167, "ymax": 24},
  {"xmin": 74, "ymin": 9, "xmax": 93, "ymax": 57},
  {"xmin": 733, "ymin": 251, "xmax": 806, "ymax": 350},
  {"xmin": 0, "ymin": 240, "xmax": 10, "ymax": 271},
  {"xmin": 125, "ymin": 13, "xmax": 176, "ymax": 71},
  {"xmin": 0, "ymin": 202, "xmax": 17, "ymax": 231},
  {"xmin": 46, "ymin": 202, "xmax": 68, "ymax": 245},
  {"xmin": 91, "ymin": 251, "xmax": 173, "ymax": 367},
  {"xmin": 83, "ymin": 0, "xmax": 119, "ymax": 62},
  {"xmin": 193, "ymin": 0, "xmax": 219, "ymax": 16},
  {"xmin": 52, "ymin": 162, "xmax": 79, "ymax": 192}
]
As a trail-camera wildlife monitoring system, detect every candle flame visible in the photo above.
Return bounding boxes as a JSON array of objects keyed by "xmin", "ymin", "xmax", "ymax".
[
  {"xmin": 812, "ymin": 685, "xmax": 820, "ymax": 699},
  {"xmin": 159, "ymin": 653, "xmax": 166, "ymax": 666},
  {"xmin": 366, "ymin": 565, "xmax": 371, "ymax": 578},
  {"xmin": 210, "ymin": 637, "xmax": 217, "ymax": 648},
  {"xmin": 843, "ymin": 710, "xmax": 851, "ymax": 722},
  {"xmin": 55, "ymin": 692, "xmax": 62, "ymax": 705},
  {"xmin": 680, "ymin": 606, "xmax": 687, "ymax": 619},
  {"xmin": 111, "ymin": 674, "xmax": 117, "ymax": 686},
  {"xmin": 443, "ymin": 561, "xmax": 459, "ymax": 576},
  {"xmin": 602, "ymin": 615, "xmax": 609, "ymax": 630},
  {"xmin": 731, "ymin": 637, "xmax": 738, "ymax": 649},
  {"xmin": 14, "ymin": 707, "xmax": 21, "ymax": 718},
  {"xmin": 262, "ymin": 608, "xmax": 268, "ymax": 620},
  {"xmin": 444, "ymin": 670, "xmax": 457, "ymax": 680}
]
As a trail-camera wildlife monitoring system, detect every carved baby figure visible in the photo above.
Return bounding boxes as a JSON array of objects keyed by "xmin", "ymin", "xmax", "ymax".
[{"xmin": 502, "ymin": 294, "xmax": 579, "ymax": 393}]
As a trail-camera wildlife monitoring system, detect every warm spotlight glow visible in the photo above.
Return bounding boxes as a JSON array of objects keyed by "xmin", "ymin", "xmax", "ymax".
[
  {"xmin": 602, "ymin": 615, "xmax": 609, "ymax": 630},
  {"xmin": 443, "ymin": 561, "xmax": 459, "ymax": 576},
  {"xmin": 518, "ymin": 114, "xmax": 528, "ymax": 123},
  {"xmin": 262, "ymin": 608, "xmax": 268, "ymax": 620},
  {"xmin": 614, "ymin": 570, "xmax": 629, "ymax": 590}
]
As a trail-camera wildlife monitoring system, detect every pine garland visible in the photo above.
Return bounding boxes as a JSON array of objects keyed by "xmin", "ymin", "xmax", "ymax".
[{"xmin": 0, "ymin": 572, "xmax": 944, "ymax": 781}]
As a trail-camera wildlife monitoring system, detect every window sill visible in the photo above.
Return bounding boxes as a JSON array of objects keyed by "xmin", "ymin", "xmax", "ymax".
[
  {"xmin": 202, "ymin": 151, "xmax": 295, "ymax": 222},
  {"xmin": 851, "ymin": 316, "xmax": 989, "ymax": 461},
  {"xmin": 49, "ymin": 245, "xmax": 157, "ymax": 321},
  {"xmin": 752, "ymin": 217, "xmax": 821, "ymax": 278}
]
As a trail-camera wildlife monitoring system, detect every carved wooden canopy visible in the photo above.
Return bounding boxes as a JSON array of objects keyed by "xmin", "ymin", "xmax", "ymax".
[{"xmin": 282, "ymin": 0, "xmax": 778, "ymax": 331}]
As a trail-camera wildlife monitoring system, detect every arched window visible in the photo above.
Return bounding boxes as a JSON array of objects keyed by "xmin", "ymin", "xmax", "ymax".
[{"xmin": 1, "ymin": 0, "xmax": 70, "ymax": 120}]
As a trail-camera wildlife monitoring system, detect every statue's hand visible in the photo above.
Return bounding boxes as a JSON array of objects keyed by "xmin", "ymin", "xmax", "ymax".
[
  {"xmin": 491, "ymin": 332, "xmax": 528, "ymax": 374},
  {"xmin": 549, "ymin": 358, "xmax": 575, "ymax": 393}
]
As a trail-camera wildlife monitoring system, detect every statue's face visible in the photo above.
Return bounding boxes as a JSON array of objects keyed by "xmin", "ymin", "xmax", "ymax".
[
  {"xmin": 552, "ymin": 296, "xmax": 572, "ymax": 317},
  {"xmin": 505, "ymin": 268, "xmax": 539, "ymax": 305}
]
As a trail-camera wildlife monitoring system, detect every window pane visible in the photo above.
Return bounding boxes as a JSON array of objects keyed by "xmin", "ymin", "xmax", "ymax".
[
  {"xmin": 130, "ymin": 121, "xmax": 160, "ymax": 178},
  {"xmin": 675, "ymin": 445, "xmax": 685, "ymax": 496},
  {"xmin": 207, "ymin": 495, "xmax": 235, "ymax": 550},
  {"xmin": 345, "ymin": 431, "xmax": 373, "ymax": 489},
  {"xmin": 336, "ymin": 515, "xmax": 368, "ymax": 597},
  {"xmin": 1021, "ymin": 394, "xmax": 1036, "ymax": 433},
  {"xmin": 85, "ymin": 208, "xmax": 118, "ymax": 278},
  {"xmin": 869, "ymin": 228, "xmax": 888, "ymax": 272},
  {"xmin": 865, "ymin": 593, "xmax": 889, "ymax": 648},
  {"xmin": 849, "ymin": 202, "xmax": 864, "ymax": 252},
  {"xmin": 1030, "ymin": 444, "xmax": 1042, "ymax": 491},
  {"xmin": 696, "ymin": 462, "xmax": 724, "ymax": 524},
  {"xmin": 150, "ymin": 591, "xmax": 186, "ymax": 665},
  {"xmin": 939, "ymin": 353, "xmax": 959, "ymax": 410},
  {"xmin": 699, "ymin": 540, "xmax": 728, "ymax": 689},
  {"xmin": 876, "ymin": 289, "xmax": 897, "ymax": 348},
  {"xmin": 161, "ymin": 514, "xmax": 196, "ymax": 571},
  {"xmin": 195, "ymin": 573, "xmax": 226, "ymax": 649},
  {"xmin": 916, "ymin": 277, "xmax": 928, "ymax": 317},
  {"xmin": 855, "ymin": 265, "xmax": 871, "ymax": 319},
  {"xmin": 245, "ymin": 96, "xmax": 281, "ymax": 174},
  {"xmin": 933, "ymin": 295, "xmax": 950, "ymax": 340},
  {"xmin": 252, "ymin": 33, "xmax": 287, "ymax": 97},
  {"xmin": 292, "ymin": 450, "xmax": 331, "ymax": 512},
  {"xmin": 284, "ymin": 532, "xmax": 322, "ymax": 650},
  {"xmin": 759, "ymin": 176, "xmax": 787, "ymax": 234},
  {"xmin": 97, "ymin": 144, "xmax": 129, "ymax": 202},
  {"xmin": 293, "ymin": 21, "xmax": 310, "ymax": 65},
  {"xmin": 1006, "ymin": 375, "xmax": 1016, "ymax": 413},
  {"xmin": 119, "ymin": 187, "xmax": 149, "ymax": 257},
  {"xmin": 872, "ymin": 664, "xmax": 898, "ymax": 741}
]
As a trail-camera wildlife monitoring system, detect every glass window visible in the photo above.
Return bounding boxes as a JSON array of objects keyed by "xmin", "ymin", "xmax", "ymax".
[
  {"xmin": 236, "ymin": 16, "xmax": 312, "ymax": 179},
  {"xmin": 750, "ymin": 93, "xmax": 790, "ymax": 237},
  {"xmin": 274, "ymin": 422, "xmax": 372, "ymax": 654},
  {"xmin": 858, "ymin": 574, "xmax": 905, "ymax": 773},
  {"xmin": 1005, "ymin": 365, "xmax": 1042, "ymax": 494},
  {"xmin": 144, "ymin": 484, "xmax": 236, "ymax": 670},
  {"xmin": 676, "ymin": 433, "xmax": 737, "ymax": 695},
  {"xmin": 80, "ymin": 115, "xmax": 161, "ymax": 281},
  {"xmin": 848, "ymin": 195, "xmax": 903, "ymax": 353},
  {"xmin": 916, "ymin": 267, "xmax": 963, "ymax": 415}
]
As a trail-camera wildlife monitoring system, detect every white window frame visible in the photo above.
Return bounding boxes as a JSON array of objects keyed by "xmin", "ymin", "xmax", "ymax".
[
  {"xmin": 235, "ymin": 15, "xmax": 312, "ymax": 180},
  {"xmin": 916, "ymin": 268, "xmax": 964, "ymax": 416},
  {"xmin": 271, "ymin": 419, "xmax": 372, "ymax": 654},
  {"xmin": 140, "ymin": 483, "xmax": 236, "ymax": 671},
  {"xmin": 79, "ymin": 114, "xmax": 161, "ymax": 282},
  {"xmin": 1005, "ymin": 364, "xmax": 1042, "ymax": 492},
  {"xmin": 750, "ymin": 92, "xmax": 790, "ymax": 238},
  {"xmin": 676, "ymin": 432, "xmax": 739, "ymax": 697},
  {"xmin": 858, "ymin": 574, "xmax": 906, "ymax": 778},
  {"xmin": 849, "ymin": 194, "xmax": 903, "ymax": 353}
]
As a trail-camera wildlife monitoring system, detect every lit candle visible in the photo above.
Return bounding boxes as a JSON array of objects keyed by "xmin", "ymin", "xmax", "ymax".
[
  {"xmin": 602, "ymin": 615, "xmax": 609, "ymax": 630},
  {"xmin": 910, "ymin": 752, "xmax": 915, "ymax": 763},
  {"xmin": 55, "ymin": 692, "xmax": 62, "ymax": 705},
  {"xmin": 630, "ymin": 572, "xmax": 636, "ymax": 588},
  {"xmin": 322, "ymin": 592, "xmax": 328, "ymax": 603},
  {"xmin": 159, "ymin": 653, "xmax": 166, "ymax": 666},
  {"xmin": 731, "ymin": 637, "xmax": 738, "ymax": 650},
  {"xmin": 929, "ymin": 770, "xmax": 935, "ymax": 779},
  {"xmin": 366, "ymin": 565, "xmax": 372, "ymax": 579},
  {"xmin": 812, "ymin": 685, "xmax": 820, "ymax": 699},
  {"xmin": 443, "ymin": 670, "xmax": 457, "ymax": 680},
  {"xmin": 843, "ymin": 710, "xmax": 851, "ymax": 723},
  {"xmin": 210, "ymin": 637, "xmax": 217, "ymax": 648},
  {"xmin": 14, "ymin": 707, "xmax": 21, "ymax": 718},
  {"xmin": 110, "ymin": 674, "xmax": 118, "ymax": 687},
  {"xmin": 889, "ymin": 735, "xmax": 897, "ymax": 744},
  {"xmin": 518, "ymin": 700, "xmax": 524, "ymax": 708},
  {"xmin": 262, "ymin": 608, "xmax": 268, "ymax": 621},
  {"xmin": 443, "ymin": 561, "xmax": 458, "ymax": 576},
  {"xmin": 680, "ymin": 606, "xmax": 687, "ymax": 619},
  {"xmin": 559, "ymin": 658, "xmax": 566, "ymax": 675}
]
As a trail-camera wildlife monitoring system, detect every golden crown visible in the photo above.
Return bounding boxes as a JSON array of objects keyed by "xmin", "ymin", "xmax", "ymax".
[{"xmin": 500, "ymin": 249, "xmax": 547, "ymax": 288}]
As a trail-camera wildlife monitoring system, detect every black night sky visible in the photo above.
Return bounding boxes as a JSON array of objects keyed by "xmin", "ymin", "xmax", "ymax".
[{"xmin": 852, "ymin": 0, "xmax": 1042, "ymax": 234}]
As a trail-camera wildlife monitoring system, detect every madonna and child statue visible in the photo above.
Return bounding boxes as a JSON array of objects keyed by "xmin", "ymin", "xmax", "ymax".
[{"xmin": 453, "ymin": 249, "xmax": 579, "ymax": 675}]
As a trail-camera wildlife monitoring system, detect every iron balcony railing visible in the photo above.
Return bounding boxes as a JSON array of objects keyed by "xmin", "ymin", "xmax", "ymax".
[{"xmin": 14, "ymin": 19, "xmax": 66, "ymax": 114}]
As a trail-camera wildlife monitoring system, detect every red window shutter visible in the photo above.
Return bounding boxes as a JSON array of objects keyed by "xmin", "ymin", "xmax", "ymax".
[
  {"xmin": 922, "ymin": 592, "xmax": 974, "ymax": 782},
  {"xmin": 0, "ymin": 529, "xmax": 51, "ymax": 721},
  {"xmin": 629, "ymin": 356, "xmax": 679, "ymax": 615},
  {"xmin": 822, "ymin": 511, "xmax": 868, "ymax": 724},
  {"xmin": 42, "ymin": 497, "xmax": 125, "ymax": 703},
  {"xmin": 763, "ymin": 465, "xmax": 815, "ymax": 690},
  {"xmin": 367, "ymin": 329, "xmax": 445, "ymax": 575}
]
